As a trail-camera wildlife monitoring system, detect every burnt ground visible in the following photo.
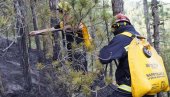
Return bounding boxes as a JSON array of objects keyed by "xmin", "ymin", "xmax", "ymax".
[
  {"xmin": 0, "ymin": 37, "xmax": 114, "ymax": 97},
  {"xmin": 0, "ymin": 37, "xmax": 69, "ymax": 97}
]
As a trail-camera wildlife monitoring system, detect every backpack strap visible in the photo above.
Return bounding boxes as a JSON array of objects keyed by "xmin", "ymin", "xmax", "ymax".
[
  {"xmin": 120, "ymin": 32, "xmax": 134, "ymax": 52},
  {"xmin": 121, "ymin": 32, "xmax": 146, "ymax": 39},
  {"xmin": 120, "ymin": 32, "xmax": 133, "ymax": 38}
]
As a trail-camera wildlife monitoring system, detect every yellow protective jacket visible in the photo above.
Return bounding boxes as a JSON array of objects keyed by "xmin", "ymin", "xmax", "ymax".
[{"xmin": 54, "ymin": 21, "xmax": 92, "ymax": 49}]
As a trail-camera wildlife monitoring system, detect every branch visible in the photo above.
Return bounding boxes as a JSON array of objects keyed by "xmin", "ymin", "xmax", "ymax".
[
  {"xmin": 2, "ymin": 40, "xmax": 15, "ymax": 52},
  {"xmin": 81, "ymin": 4, "xmax": 97, "ymax": 22}
]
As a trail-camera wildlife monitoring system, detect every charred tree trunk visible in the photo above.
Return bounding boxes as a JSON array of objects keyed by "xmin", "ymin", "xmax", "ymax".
[
  {"xmin": 14, "ymin": 0, "xmax": 32, "ymax": 91},
  {"xmin": 0, "ymin": 71, "xmax": 4, "ymax": 96},
  {"xmin": 111, "ymin": 0, "xmax": 124, "ymax": 15},
  {"xmin": 49, "ymin": 0, "xmax": 61, "ymax": 61},
  {"xmin": 151, "ymin": 0, "xmax": 160, "ymax": 54},
  {"xmin": 30, "ymin": 0, "xmax": 43, "ymax": 63},
  {"xmin": 143, "ymin": 0, "xmax": 152, "ymax": 45}
]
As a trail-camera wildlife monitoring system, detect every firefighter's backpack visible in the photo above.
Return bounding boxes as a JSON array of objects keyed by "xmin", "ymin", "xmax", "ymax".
[
  {"xmin": 121, "ymin": 32, "xmax": 169, "ymax": 97},
  {"xmin": 80, "ymin": 23, "xmax": 92, "ymax": 50},
  {"xmin": 60, "ymin": 22, "xmax": 92, "ymax": 50}
]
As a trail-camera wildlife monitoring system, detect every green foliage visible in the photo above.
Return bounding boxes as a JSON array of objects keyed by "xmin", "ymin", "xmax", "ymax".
[
  {"xmin": 102, "ymin": 10, "xmax": 112, "ymax": 21},
  {"xmin": 37, "ymin": 3, "xmax": 51, "ymax": 25},
  {"xmin": 105, "ymin": 76, "xmax": 112, "ymax": 84},
  {"xmin": 94, "ymin": 60, "xmax": 103, "ymax": 71},
  {"xmin": 67, "ymin": 0, "xmax": 99, "ymax": 24},
  {"xmin": 0, "ymin": 0, "xmax": 13, "ymax": 34},
  {"xmin": 50, "ymin": 53, "xmax": 107, "ymax": 95},
  {"xmin": 79, "ymin": 0, "xmax": 88, "ymax": 8},
  {"xmin": 82, "ymin": 86, "xmax": 91, "ymax": 96},
  {"xmin": 2, "ymin": 0, "xmax": 170, "ymax": 96},
  {"xmin": 0, "ymin": 0, "xmax": 112, "ymax": 96},
  {"xmin": 36, "ymin": 63, "xmax": 45, "ymax": 70},
  {"xmin": 0, "ymin": 17, "xmax": 9, "ymax": 27},
  {"xmin": 93, "ymin": 0, "xmax": 99, "ymax": 4}
]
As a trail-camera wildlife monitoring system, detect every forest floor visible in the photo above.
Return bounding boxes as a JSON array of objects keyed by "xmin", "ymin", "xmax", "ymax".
[
  {"xmin": 0, "ymin": 37, "xmax": 114, "ymax": 97},
  {"xmin": 0, "ymin": 37, "xmax": 69, "ymax": 97}
]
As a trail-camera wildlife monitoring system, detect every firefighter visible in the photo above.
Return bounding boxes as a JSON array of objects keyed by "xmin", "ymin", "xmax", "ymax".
[
  {"xmin": 29, "ymin": 1, "xmax": 91, "ymax": 72},
  {"xmin": 99, "ymin": 13, "xmax": 154, "ymax": 97}
]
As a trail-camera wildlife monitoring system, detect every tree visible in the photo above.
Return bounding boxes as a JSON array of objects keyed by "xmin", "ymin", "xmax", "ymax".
[
  {"xmin": 49, "ymin": 0, "xmax": 61, "ymax": 61},
  {"xmin": 111, "ymin": 0, "xmax": 124, "ymax": 15},
  {"xmin": 0, "ymin": 71, "xmax": 4, "ymax": 96},
  {"xmin": 103, "ymin": 0, "xmax": 113, "ymax": 77},
  {"xmin": 110, "ymin": 0, "xmax": 124, "ymax": 77},
  {"xmin": 37, "ymin": 1, "xmax": 53, "ymax": 62},
  {"xmin": 152, "ymin": 0, "xmax": 164, "ymax": 97},
  {"xmin": 30, "ymin": 0, "xmax": 43, "ymax": 63},
  {"xmin": 151, "ymin": 0, "xmax": 160, "ymax": 54},
  {"xmin": 13, "ymin": 0, "xmax": 32, "ymax": 91},
  {"xmin": 143, "ymin": 0, "xmax": 152, "ymax": 44},
  {"xmin": 89, "ymin": 10, "xmax": 95, "ymax": 72}
]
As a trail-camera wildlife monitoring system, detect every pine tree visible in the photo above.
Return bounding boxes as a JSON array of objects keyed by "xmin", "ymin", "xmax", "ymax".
[{"xmin": 13, "ymin": 0, "xmax": 32, "ymax": 91}]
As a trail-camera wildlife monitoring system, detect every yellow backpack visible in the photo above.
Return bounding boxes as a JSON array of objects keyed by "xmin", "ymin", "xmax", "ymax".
[
  {"xmin": 60, "ymin": 22, "xmax": 92, "ymax": 49},
  {"xmin": 81, "ymin": 23, "xmax": 92, "ymax": 49},
  {"xmin": 121, "ymin": 32, "xmax": 169, "ymax": 97}
]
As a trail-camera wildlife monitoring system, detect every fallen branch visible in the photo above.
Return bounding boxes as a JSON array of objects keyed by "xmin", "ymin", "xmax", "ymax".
[{"xmin": 2, "ymin": 40, "xmax": 15, "ymax": 52}]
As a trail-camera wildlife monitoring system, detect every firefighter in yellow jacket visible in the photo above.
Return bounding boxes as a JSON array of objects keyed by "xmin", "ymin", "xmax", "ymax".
[{"xmin": 30, "ymin": 1, "xmax": 92, "ymax": 72}]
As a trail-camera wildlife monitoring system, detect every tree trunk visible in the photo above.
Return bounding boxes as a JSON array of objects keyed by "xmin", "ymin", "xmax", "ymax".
[
  {"xmin": 30, "ymin": 0, "xmax": 43, "ymax": 63},
  {"xmin": 143, "ymin": 0, "xmax": 152, "ymax": 45},
  {"xmin": 105, "ymin": 19, "xmax": 113, "ymax": 77},
  {"xmin": 89, "ymin": 11, "xmax": 95, "ymax": 72},
  {"xmin": 39, "ymin": 1, "xmax": 53, "ymax": 63},
  {"xmin": 6, "ymin": 30, "xmax": 9, "ymax": 45},
  {"xmin": 151, "ymin": 0, "xmax": 160, "ymax": 54},
  {"xmin": 111, "ymin": 0, "xmax": 124, "ymax": 77},
  {"xmin": 111, "ymin": 0, "xmax": 124, "ymax": 15},
  {"xmin": 49, "ymin": 0, "xmax": 61, "ymax": 61},
  {"xmin": 152, "ymin": 1, "xmax": 163, "ymax": 97},
  {"xmin": 14, "ymin": 0, "xmax": 32, "ymax": 91},
  {"xmin": 0, "ymin": 71, "xmax": 4, "ymax": 96}
]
